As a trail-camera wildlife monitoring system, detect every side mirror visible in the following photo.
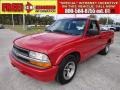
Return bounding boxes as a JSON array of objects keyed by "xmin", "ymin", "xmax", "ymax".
[{"xmin": 87, "ymin": 29, "xmax": 99, "ymax": 36}]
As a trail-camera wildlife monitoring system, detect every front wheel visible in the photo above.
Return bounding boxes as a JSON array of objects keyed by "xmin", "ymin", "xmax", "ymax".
[
  {"xmin": 56, "ymin": 55, "xmax": 77, "ymax": 84},
  {"xmin": 99, "ymin": 44, "xmax": 110, "ymax": 55}
]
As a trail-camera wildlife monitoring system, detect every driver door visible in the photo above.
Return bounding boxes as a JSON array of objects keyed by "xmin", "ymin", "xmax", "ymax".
[{"xmin": 82, "ymin": 20, "xmax": 102, "ymax": 60}]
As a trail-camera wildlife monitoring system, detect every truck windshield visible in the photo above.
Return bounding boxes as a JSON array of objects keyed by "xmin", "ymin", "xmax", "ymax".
[{"xmin": 46, "ymin": 19, "xmax": 86, "ymax": 35}]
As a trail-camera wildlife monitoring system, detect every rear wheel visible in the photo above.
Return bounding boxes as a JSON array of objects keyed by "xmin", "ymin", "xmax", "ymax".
[
  {"xmin": 99, "ymin": 44, "xmax": 110, "ymax": 55},
  {"xmin": 56, "ymin": 55, "xmax": 77, "ymax": 84}
]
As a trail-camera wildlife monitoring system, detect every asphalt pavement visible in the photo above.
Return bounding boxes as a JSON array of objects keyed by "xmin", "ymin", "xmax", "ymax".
[{"xmin": 0, "ymin": 29, "xmax": 120, "ymax": 90}]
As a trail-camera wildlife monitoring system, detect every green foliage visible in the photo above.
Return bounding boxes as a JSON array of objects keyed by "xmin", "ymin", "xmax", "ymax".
[
  {"xmin": 88, "ymin": 14, "xmax": 97, "ymax": 19},
  {"xmin": 116, "ymin": 22, "xmax": 120, "ymax": 25},
  {"xmin": 0, "ymin": 14, "xmax": 55, "ymax": 25},
  {"xmin": 5, "ymin": 25, "xmax": 45, "ymax": 35},
  {"xmin": 99, "ymin": 17, "xmax": 114, "ymax": 25}
]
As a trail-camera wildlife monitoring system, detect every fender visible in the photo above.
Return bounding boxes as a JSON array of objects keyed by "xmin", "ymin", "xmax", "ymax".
[{"xmin": 55, "ymin": 48, "xmax": 80, "ymax": 65}]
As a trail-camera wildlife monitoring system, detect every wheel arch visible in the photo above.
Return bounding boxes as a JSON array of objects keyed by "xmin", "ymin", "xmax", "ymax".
[
  {"xmin": 107, "ymin": 39, "xmax": 112, "ymax": 44},
  {"xmin": 55, "ymin": 49, "xmax": 81, "ymax": 65}
]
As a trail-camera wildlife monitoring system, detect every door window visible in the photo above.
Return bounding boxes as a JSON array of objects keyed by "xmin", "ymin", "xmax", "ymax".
[{"xmin": 88, "ymin": 20, "xmax": 99, "ymax": 33}]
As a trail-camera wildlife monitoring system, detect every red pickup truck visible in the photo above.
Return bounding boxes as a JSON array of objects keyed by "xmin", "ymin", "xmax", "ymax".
[{"xmin": 10, "ymin": 18, "xmax": 114, "ymax": 84}]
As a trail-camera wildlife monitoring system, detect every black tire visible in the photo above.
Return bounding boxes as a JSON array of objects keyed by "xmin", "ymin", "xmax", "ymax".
[
  {"xmin": 99, "ymin": 44, "xmax": 110, "ymax": 55},
  {"xmin": 56, "ymin": 54, "xmax": 77, "ymax": 84}
]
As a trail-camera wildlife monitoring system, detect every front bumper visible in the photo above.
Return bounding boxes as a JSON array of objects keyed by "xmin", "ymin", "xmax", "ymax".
[{"xmin": 9, "ymin": 53, "xmax": 58, "ymax": 81}]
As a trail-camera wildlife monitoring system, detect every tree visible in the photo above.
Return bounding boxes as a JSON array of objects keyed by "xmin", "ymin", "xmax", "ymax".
[
  {"xmin": 99, "ymin": 17, "xmax": 114, "ymax": 25},
  {"xmin": 0, "ymin": 14, "xmax": 55, "ymax": 25},
  {"xmin": 88, "ymin": 14, "xmax": 97, "ymax": 19},
  {"xmin": 116, "ymin": 22, "xmax": 120, "ymax": 25}
]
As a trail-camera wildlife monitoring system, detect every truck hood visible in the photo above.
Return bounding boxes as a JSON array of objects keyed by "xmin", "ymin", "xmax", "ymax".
[{"xmin": 14, "ymin": 32, "xmax": 80, "ymax": 54}]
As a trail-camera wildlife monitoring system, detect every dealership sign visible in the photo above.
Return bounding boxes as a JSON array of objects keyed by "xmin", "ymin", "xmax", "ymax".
[
  {"xmin": 0, "ymin": 0, "xmax": 120, "ymax": 14},
  {"xmin": 0, "ymin": 1, "xmax": 56, "ymax": 14}
]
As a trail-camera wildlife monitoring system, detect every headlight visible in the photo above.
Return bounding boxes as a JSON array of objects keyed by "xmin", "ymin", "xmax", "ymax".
[{"xmin": 29, "ymin": 51, "xmax": 51, "ymax": 68}]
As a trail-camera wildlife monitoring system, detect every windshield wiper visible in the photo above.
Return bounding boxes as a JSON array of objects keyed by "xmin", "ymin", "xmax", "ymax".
[
  {"xmin": 53, "ymin": 30, "xmax": 70, "ymax": 34},
  {"xmin": 45, "ymin": 29, "xmax": 52, "ymax": 32},
  {"xmin": 46, "ymin": 29, "xmax": 73, "ymax": 35}
]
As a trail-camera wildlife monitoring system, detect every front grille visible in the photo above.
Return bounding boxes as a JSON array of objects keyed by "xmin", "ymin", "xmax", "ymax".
[
  {"xmin": 12, "ymin": 45, "xmax": 30, "ymax": 63},
  {"xmin": 11, "ymin": 45, "xmax": 45, "ymax": 69},
  {"xmin": 11, "ymin": 45, "xmax": 49, "ymax": 69},
  {"xmin": 13, "ymin": 45, "xmax": 29, "ymax": 57}
]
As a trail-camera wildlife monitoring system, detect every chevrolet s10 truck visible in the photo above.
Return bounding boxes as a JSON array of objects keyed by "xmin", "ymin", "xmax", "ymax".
[{"xmin": 9, "ymin": 18, "xmax": 114, "ymax": 84}]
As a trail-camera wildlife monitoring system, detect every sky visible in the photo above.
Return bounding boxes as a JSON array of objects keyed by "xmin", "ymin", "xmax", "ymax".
[{"xmin": 52, "ymin": 14, "xmax": 120, "ymax": 22}]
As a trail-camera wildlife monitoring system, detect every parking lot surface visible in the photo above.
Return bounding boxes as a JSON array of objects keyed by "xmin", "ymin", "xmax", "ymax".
[{"xmin": 0, "ymin": 29, "xmax": 120, "ymax": 90}]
